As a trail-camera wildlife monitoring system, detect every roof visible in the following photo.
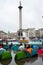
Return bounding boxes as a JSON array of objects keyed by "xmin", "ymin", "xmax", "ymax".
[{"xmin": 0, "ymin": 31, "xmax": 6, "ymax": 34}]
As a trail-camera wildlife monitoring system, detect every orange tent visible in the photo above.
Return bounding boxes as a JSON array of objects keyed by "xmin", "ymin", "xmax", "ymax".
[{"xmin": 26, "ymin": 48, "xmax": 32, "ymax": 55}]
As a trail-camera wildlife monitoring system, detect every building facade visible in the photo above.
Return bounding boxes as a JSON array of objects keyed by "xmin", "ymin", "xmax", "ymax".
[
  {"xmin": 36, "ymin": 28, "xmax": 43, "ymax": 38},
  {"xmin": 27, "ymin": 28, "xmax": 36, "ymax": 38},
  {"xmin": 0, "ymin": 31, "xmax": 17, "ymax": 39},
  {"xmin": 0, "ymin": 31, "xmax": 7, "ymax": 39}
]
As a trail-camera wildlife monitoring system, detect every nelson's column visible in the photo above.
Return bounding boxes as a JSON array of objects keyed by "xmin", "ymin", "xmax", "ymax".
[{"xmin": 17, "ymin": 1, "xmax": 23, "ymax": 39}]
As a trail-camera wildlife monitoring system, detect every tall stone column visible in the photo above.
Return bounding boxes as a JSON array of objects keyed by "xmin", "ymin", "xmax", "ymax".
[
  {"xmin": 18, "ymin": 1, "xmax": 23, "ymax": 40},
  {"xmin": 18, "ymin": 1, "xmax": 23, "ymax": 29}
]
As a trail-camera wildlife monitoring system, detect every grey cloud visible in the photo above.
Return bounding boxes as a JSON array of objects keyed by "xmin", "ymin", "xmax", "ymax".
[{"xmin": 0, "ymin": 0, "xmax": 43, "ymax": 32}]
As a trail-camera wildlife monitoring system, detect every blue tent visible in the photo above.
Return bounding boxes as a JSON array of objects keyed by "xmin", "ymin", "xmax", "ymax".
[
  {"xmin": 26, "ymin": 48, "xmax": 37, "ymax": 57},
  {"xmin": 32, "ymin": 45, "xmax": 39, "ymax": 50},
  {"xmin": 0, "ymin": 48, "xmax": 6, "ymax": 55},
  {"xmin": 12, "ymin": 45, "xmax": 19, "ymax": 51}
]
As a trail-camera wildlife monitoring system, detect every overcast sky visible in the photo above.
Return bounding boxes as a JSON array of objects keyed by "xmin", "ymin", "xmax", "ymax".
[{"xmin": 0, "ymin": 0, "xmax": 43, "ymax": 33}]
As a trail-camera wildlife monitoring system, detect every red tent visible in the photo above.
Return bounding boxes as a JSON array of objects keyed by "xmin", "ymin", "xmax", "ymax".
[
  {"xmin": 0, "ymin": 46, "xmax": 2, "ymax": 48},
  {"xmin": 38, "ymin": 49, "xmax": 43, "ymax": 55}
]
